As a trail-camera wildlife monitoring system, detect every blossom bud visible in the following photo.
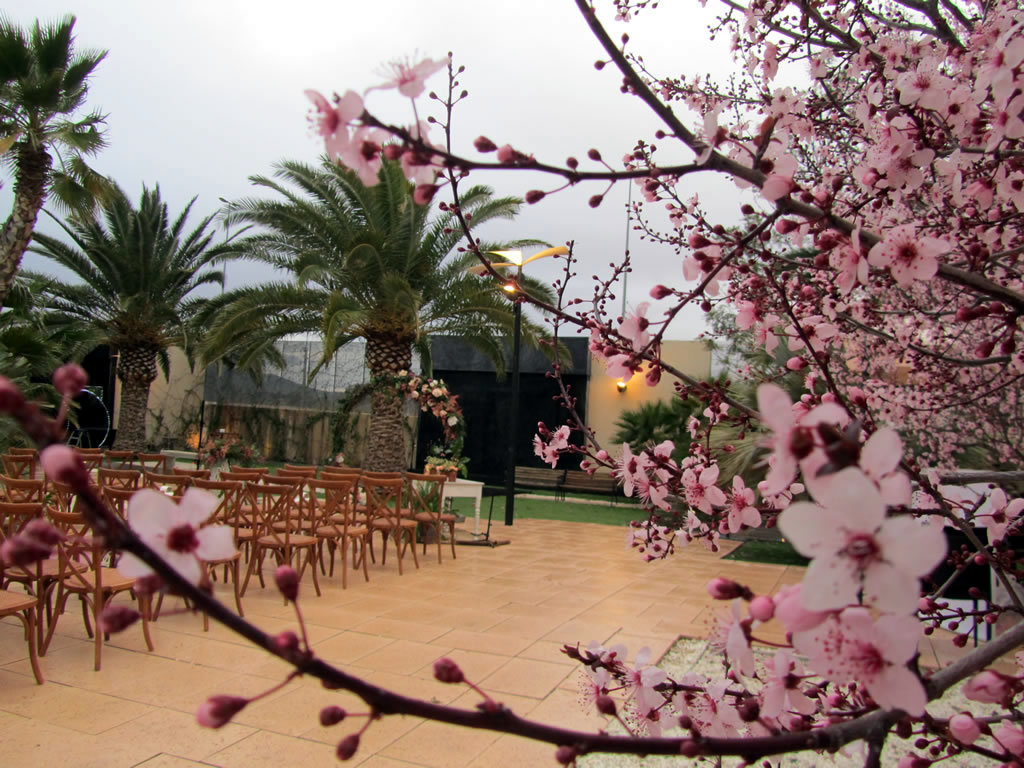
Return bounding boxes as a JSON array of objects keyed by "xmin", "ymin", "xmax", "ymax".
[
  {"xmin": 496, "ymin": 144, "xmax": 516, "ymax": 163},
  {"xmin": 555, "ymin": 745, "xmax": 578, "ymax": 765},
  {"xmin": 898, "ymin": 757, "xmax": 931, "ymax": 768},
  {"xmin": 588, "ymin": 195, "xmax": 603, "ymax": 208},
  {"xmin": 786, "ymin": 356, "xmax": 808, "ymax": 371},
  {"xmin": 848, "ymin": 387, "xmax": 868, "ymax": 407},
  {"xmin": 689, "ymin": 232, "xmax": 711, "ymax": 249},
  {"xmin": 99, "ymin": 604, "xmax": 141, "ymax": 634},
  {"xmin": 738, "ymin": 697, "xmax": 760, "ymax": 722},
  {"xmin": 382, "ymin": 143, "xmax": 404, "ymax": 160},
  {"xmin": 948, "ymin": 713, "xmax": 981, "ymax": 744},
  {"xmin": 40, "ymin": 445, "xmax": 88, "ymax": 487},
  {"xmin": 473, "ymin": 136, "xmax": 497, "ymax": 153},
  {"xmin": 197, "ymin": 695, "xmax": 248, "ymax": 728},
  {"xmin": 53, "ymin": 363, "xmax": 88, "ymax": 396},
  {"xmin": 0, "ymin": 534, "xmax": 53, "ymax": 567},
  {"xmin": 274, "ymin": 565, "xmax": 300, "ymax": 602},
  {"xmin": 433, "ymin": 657, "xmax": 464, "ymax": 684},
  {"xmin": 319, "ymin": 705, "xmax": 348, "ymax": 726},
  {"xmin": 587, "ymin": 148, "xmax": 602, "ymax": 162},
  {"xmin": 748, "ymin": 595, "xmax": 775, "ymax": 622},
  {"xmin": 595, "ymin": 694, "xmax": 617, "ymax": 716},
  {"xmin": 336, "ymin": 733, "xmax": 360, "ymax": 760},
  {"xmin": 963, "ymin": 670, "xmax": 1012, "ymax": 703},
  {"xmin": 706, "ymin": 577, "xmax": 747, "ymax": 600},
  {"xmin": 0, "ymin": 376, "xmax": 26, "ymax": 413},
  {"xmin": 679, "ymin": 739, "xmax": 700, "ymax": 757},
  {"xmin": 525, "ymin": 189, "xmax": 546, "ymax": 204},
  {"xmin": 775, "ymin": 218, "xmax": 799, "ymax": 234},
  {"xmin": 273, "ymin": 630, "xmax": 300, "ymax": 654},
  {"xmin": 413, "ymin": 184, "xmax": 439, "ymax": 206},
  {"xmin": 974, "ymin": 340, "xmax": 996, "ymax": 359},
  {"xmin": 649, "ymin": 284, "xmax": 672, "ymax": 299}
]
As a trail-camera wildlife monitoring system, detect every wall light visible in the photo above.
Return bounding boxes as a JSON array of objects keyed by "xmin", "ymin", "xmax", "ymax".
[{"xmin": 616, "ymin": 380, "xmax": 628, "ymax": 394}]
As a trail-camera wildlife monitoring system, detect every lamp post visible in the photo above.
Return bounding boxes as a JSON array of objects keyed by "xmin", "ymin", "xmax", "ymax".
[{"xmin": 478, "ymin": 246, "xmax": 569, "ymax": 525}]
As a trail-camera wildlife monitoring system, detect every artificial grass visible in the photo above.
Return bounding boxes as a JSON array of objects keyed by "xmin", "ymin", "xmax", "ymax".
[
  {"xmin": 723, "ymin": 539, "xmax": 809, "ymax": 566},
  {"xmin": 446, "ymin": 495, "xmax": 638, "ymax": 527}
]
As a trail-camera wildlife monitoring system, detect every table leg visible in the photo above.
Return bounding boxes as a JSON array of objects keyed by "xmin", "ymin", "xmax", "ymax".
[{"xmin": 474, "ymin": 493, "xmax": 481, "ymax": 536}]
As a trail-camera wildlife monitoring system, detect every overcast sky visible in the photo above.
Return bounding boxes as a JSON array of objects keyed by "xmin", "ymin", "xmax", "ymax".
[{"xmin": 9, "ymin": 0, "xmax": 749, "ymax": 339}]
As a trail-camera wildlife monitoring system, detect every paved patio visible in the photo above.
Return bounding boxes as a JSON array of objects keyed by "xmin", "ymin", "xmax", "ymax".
[{"xmin": 0, "ymin": 518, "xmax": 968, "ymax": 767}]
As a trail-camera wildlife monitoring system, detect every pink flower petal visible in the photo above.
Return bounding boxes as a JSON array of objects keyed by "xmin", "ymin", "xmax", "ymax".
[
  {"xmin": 861, "ymin": 428, "xmax": 902, "ymax": 478},
  {"xmin": 195, "ymin": 526, "xmax": 237, "ymax": 562}
]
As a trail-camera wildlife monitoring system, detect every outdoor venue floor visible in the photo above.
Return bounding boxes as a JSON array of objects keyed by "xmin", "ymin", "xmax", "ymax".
[{"xmin": 0, "ymin": 518, "xmax": 979, "ymax": 767}]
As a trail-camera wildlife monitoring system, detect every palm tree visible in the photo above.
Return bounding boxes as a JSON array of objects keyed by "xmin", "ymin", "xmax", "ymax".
[
  {"xmin": 201, "ymin": 157, "xmax": 552, "ymax": 471},
  {"xmin": 0, "ymin": 14, "xmax": 108, "ymax": 309},
  {"xmin": 26, "ymin": 184, "xmax": 235, "ymax": 451}
]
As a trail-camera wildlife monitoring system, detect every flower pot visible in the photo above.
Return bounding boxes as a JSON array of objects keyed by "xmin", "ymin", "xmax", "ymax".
[{"xmin": 447, "ymin": 470, "xmax": 457, "ymax": 482}]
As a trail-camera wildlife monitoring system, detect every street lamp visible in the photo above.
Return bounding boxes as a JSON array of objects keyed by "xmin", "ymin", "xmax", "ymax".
[{"xmin": 475, "ymin": 246, "xmax": 569, "ymax": 526}]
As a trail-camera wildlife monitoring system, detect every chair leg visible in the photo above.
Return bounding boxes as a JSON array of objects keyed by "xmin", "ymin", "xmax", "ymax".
[
  {"xmin": 41, "ymin": 586, "xmax": 69, "ymax": 656},
  {"xmin": 308, "ymin": 549, "xmax": 321, "ymax": 597},
  {"xmin": 359, "ymin": 536, "xmax": 370, "ymax": 583},
  {"xmin": 23, "ymin": 609, "xmax": 43, "ymax": 685},
  {"xmin": 140, "ymin": 595, "xmax": 155, "ymax": 651},
  {"xmin": 231, "ymin": 560, "xmax": 244, "ymax": 617},
  {"xmin": 447, "ymin": 521, "xmax": 457, "ymax": 560},
  {"xmin": 240, "ymin": 547, "xmax": 260, "ymax": 597},
  {"xmin": 340, "ymin": 538, "xmax": 349, "ymax": 590},
  {"xmin": 392, "ymin": 530, "xmax": 403, "ymax": 576}
]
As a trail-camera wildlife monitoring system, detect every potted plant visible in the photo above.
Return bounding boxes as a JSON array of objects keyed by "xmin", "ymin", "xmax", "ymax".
[
  {"xmin": 200, "ymin": 432, "xmax": 264, "ymax": 477},
  {"xmin": 424, "ymin": 450, "xmax": 468, "ymax": 481}
]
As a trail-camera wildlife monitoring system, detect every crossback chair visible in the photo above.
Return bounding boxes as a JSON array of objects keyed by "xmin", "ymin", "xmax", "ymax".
[
  {"xmin": 0, "ymin": 587, "xmax": 44, "ymax": 683},
  {"xmin": 42, "ymin": 507, "xmax": 154, "ymax": 671},
  {"xmin": 194, "ymin": 478, "xmax": 253, "ymax": 598},
  {"xmin": 2, "ymin": 453, "xmax": 36, "ymax": 479},
  {"xmin": 73, "ymin": 448, "xmax": 103, "ymax": 474},
  {"xmin": 405, "ymin": 472, "xmax": 456, "ymax": 564},
  {"xmin": 363, "ymin": 476, "xmax": 418, "ymax": 576},
  {"xmin": 97, "ymin": 467, "xmax": 141, "ymax": 490},
  {"xmin": 8, "ymin": 447, "xmax": 37, "ymax": 456},
  {"xmin": 136, "ymin": 452, "xmax": 170, "ymax": 473},
  {"xmin": 143, "ymin": 471, "xmax": 192, "ymax": 498},
  {"xmin": 276, "ymin": 467, "xmax": 317, "ymax": 480},
  {"xmin": 230, "ymin": 465, "xmax": 269, "ymax": 477},
  {"xmin": 100, "ymin": 485, "xmax": 136, "ymax": 521},
  {"xmin": 2, "ymin": 475, "xmax": 45, "ymax": 503},
  {"xmin": 241, "ymin": 480, "xmax": 320, "ymax": 597},
  {"xmin": 172, "ymin": 467, "xmax": 211, "ymax": 481},
  {"xmin": 103, "ymin": 450, "xmax": 135, "ymax": 469},
  {"xmin": 310, "ymin": 477, "xmax": 368, "ymax": 588},
  {"xmin": 0, "ymin": 505, "xmax": 45, "ymax": 684}
]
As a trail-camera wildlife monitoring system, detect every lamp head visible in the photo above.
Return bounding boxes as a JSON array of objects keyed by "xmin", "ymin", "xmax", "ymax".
[{"xmin": 616, "ymin": 380, "xmax": 627, "ymax": 394}]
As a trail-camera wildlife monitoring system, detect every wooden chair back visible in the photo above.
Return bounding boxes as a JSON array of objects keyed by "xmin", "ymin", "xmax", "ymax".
[
  {"xmin": 103, "ymin": 450, "xmax": 135, "ymax": 469},
  {"xmin": 1, "ymin": 475, "xmax": 45, "ymax": 503},
  {"xmin": 193, "ymin": 478, "xmax": 247, "ymax": 528},
  {"xmin": 276, "ymin": 467, "xmax": 317, "ymax": 480},
  {"xmin": 248, "ymin": 482, "xmax": 305, "ymax": 549},
  {"xmin": 97, "ymin": 467, "xmax": 141, "ymax": 490},
  {"xmin": 8, "ymin": 447, "xmax": 37, "ymax": 456},
  {"xmin": 229, "ymin": 465, "xmax": 268, "ymax": 476},
  {"xmin": 362, "ymin": 470, "xmax": 403, "ymax": 481},
  {"xmin": 321, "ymin": 466, "xmax": 361, "ymax": 478},
  {"xmin": 404, "ymin": 472, "xmax": 446, "ymax": 520},
  {"xmin": 136, "ymin": 452, "xmax": 170, "ymax": 473},
  {"xmin": 2, "ymin": 453, "xmax": 36, "ymax": 479},
  {"xmin": 143, "ymin": 471, "xmax": 192, "ymax": 498},
  {"xmin": 361, "ymin": 476, "xmax": 404, "ymax": 526},
  {"xmin": 172, "ymin": 467, "xmax": 211, "ymax": 480},
  {"xmin": 101, "ymin": 486, "xmax": 136, "ymax": 519},
  {"xmin": 307, "ymin": 477, "xmax": 358, "ymax": 529},
  {"xmin": 73, "ymin": 449, "xmax": 103, "ymax": 473}
]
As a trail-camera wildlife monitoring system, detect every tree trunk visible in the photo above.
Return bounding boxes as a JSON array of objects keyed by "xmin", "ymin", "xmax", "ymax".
[
  {"xmin": 115, "ymin": 345, "xmax": 159, "ymax": 452},
  {"xmin": 363, "ymin": 334, "xmax": 413, "ymax": 472},
  {"xmin": 0, "ymin": 143, "xmax": 52, "ymax": 310}
]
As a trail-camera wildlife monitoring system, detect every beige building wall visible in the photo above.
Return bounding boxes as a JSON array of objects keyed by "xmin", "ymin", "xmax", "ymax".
[
  {"xmin": 142, "ymin": 348, "xmax": 207, "ymax": 450},
  {"xmin": 585, "ymin": 340, "xmax": 711, "ymax": 465}
]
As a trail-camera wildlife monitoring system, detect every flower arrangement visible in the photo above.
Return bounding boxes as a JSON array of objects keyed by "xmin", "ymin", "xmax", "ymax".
[
  {"xmin": 199, "ymin": 433, "xmax": 263, "ymax": 468},
  {"xmin": 378, "ymin": 369, "xmax": 467, "ymax": 469},
  {"xmin": 424, "ymin": 451, "xmax": 468, "ymax": 478}
]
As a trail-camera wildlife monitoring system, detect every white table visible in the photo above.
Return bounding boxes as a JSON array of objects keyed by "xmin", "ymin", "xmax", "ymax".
[{"xmin": 442, "ymin": 478, "xmax": 484, "ymax": 535}]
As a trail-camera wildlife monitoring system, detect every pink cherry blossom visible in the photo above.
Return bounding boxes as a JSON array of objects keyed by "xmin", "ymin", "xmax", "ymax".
[
  {"xmin": 619, "ymin": 302, "xmax": 651, "ymax": 351},
  {"xmin": 995, "ymin": 721, "xmax": 1024, "ymax": 757},
  {"xmin": 866, "ymin": 224, "xmax": 947, "ymax": 287},
  {"xmin": 963, "ymin": 670, "xmax": 1013, "ymax": 704},
  {"xmin": 119, "ymin": 488, "xmax": 236, "ymax": 586},
  {"xmin": 772, "ymin": 583, "xmax": 829, "ymax": 634},
  {"xmin": 948, "ymin": 713, "xmax": 981, "ymax": 745},
  {"xmin": 709, "ymin": 599, "xmax": 754, "ymax": 677},
  {"xmin": 725, "ymin": 475, "xmax": 760, "ymax": 533},
  {"xmin": 779, "ymin": 468, "xmax": 946, "ymax": 613},
  {"xmin": 976, "ymin": 487, "xmax": 1024, "ymax": 542},
  {"xmin": 373, "ymin": 56, "xmax": 448, "ymax": 99},
  {"xmin": 793, "ymin": 607, "xmax": 926, "ymax": 716},
  {"xmin": 682, "ymin": 464, "xmax": 727, "ymax": 514},
  {"xmin": 760, "ymin": 650, "xmax": 816, "ymax": 720},
  {"xmin": 859, "ymin": 426, "xmax": 912, "ymax": 506}
]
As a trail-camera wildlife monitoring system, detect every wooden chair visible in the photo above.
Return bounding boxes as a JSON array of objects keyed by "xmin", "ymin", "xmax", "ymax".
[
  {"xmin": 310, "ymin": 477, "xmax": 368, "ymax": 588},
  {"xmin": 136, "ymin": 452, "xmax": 170, "ymax": 473},
  {"xmin": 192, "ymin": 478, "xmax": 251, "ymax": 611},
  {"xmin": 8, "ymin": 447, "xmax": 37, "ymax": 456},
  {"xmin": 241, "ymin": 480, "xmax": 321, "ymax": 597},
  {"xmin": 73, "ymin": 448, "xmax": 103, "ymax": 474},
  {"xmin": 321, "ymin": 466, "xmax": 361, "ymax": 477},
  {"xmin": 100, "ymin": 486, "xmax": 136, "ymax": 521},
  {"xmin": 142, "ymin": 471, "xmax": 192, "ymax": 498},
  {"xmin": 363, "ymin": 476, "xmax": 418, "ymax": 575},
  {"xmin": 1, "ymin": 475, "xmax": 45, "ymax": 503},
  {"xmin": 2, "ymin": 453, "xmax": 36, "ymax": 479},
  {"xmin": 283, "ymin": 463, "xmax": 318, "ymax": 473},
  {"xmin": 229, "ymin": 465, "xmax": 269, "ymax": 476},
  {"xmin": 172, "ymin": 467, "xmax": 211, "ymax": 481},
  {"xmin": 97, "ymin": 467, "xmax": 141, "ymax": 490},
  {"xmin": 276, "ymin": 467, "xmax": 317, "ymax": 480},
  {"xmin": 0, "ymin": 587, "xmax": 44, "ymax": 684},
  {"xmin": 103, "ymin": 450, "xmax": 135, "ymax": 469},
  {"xmin": 405, "ymin": 472, "xmax": 456, "ymax": 564},
  {"xmin": 42, "ymin": 507, "xmax": 154, "ymax": 671},
  {"xmin": 0, "ymin": 501, "xmax": 53, "ymax": 651}
]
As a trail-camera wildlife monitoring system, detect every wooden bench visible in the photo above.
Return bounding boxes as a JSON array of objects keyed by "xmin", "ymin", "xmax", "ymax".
[
  {"xmin": 514, "ymin": 466, "xmax": 566, "ymax": 492},
  {"xmin": 560, "ymin": 470, "xmax": 618, "ymax": 497}
]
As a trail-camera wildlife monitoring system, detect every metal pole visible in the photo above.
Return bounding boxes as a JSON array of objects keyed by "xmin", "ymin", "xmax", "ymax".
[{"xmin": 505, "ymin": 298, "xmax": 522, "ymax": 526}]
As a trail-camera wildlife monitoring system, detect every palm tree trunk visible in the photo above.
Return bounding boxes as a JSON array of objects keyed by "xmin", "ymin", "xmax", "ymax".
[
  {"xmin": 0, "ymin": 143, "xmax": 52, "ymax": 310},
  {"xmin": 364, "ymin": 334, "xmax": 413, "ymax": 472},
  {"xmin": 115, "ymin": 345, "xmax": 159, "ymax": 452}
]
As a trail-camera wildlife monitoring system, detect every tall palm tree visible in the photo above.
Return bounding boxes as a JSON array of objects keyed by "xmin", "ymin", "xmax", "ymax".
[
  {"xmin": 201, "ymin": 157, "xmax": 552, "ymax": 471},
  {"xmin": 26, "ymin": 184, "xmax": 236, "ymax": 451},
  {"xmin": 0, "ymin": 15, "xmax": 109, "ymax": 309}
]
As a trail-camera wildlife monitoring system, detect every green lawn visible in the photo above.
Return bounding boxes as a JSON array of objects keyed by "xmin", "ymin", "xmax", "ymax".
[
  {"xmin": 447, "ymin": 494, "xmax": 638, "ymax": 526},
  {"xmin": 723, "ymin": 539, "xmax": 809, "ymax": 566}
]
